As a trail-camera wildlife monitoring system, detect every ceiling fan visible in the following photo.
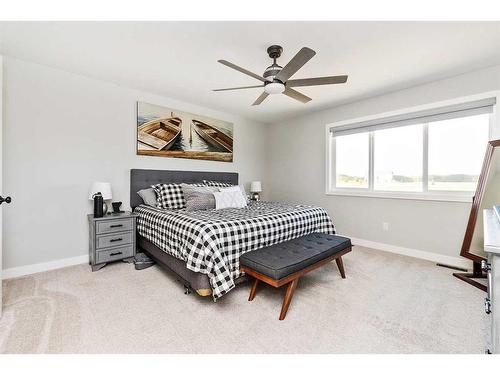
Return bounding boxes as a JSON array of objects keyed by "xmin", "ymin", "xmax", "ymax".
[{"xmin": 213, "ymin": 45, "xmax": 348, "ymax": 106}]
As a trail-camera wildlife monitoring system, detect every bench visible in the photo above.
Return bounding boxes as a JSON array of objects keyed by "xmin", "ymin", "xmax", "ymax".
[{"xmin": 240, "ymin": 233, "xmax": 352, "ymax": 320}]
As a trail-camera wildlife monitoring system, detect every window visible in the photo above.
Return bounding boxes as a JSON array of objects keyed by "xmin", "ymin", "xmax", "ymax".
[
  {"xmin": 335, "ymin": 133, "xmax": 369, "ymax": 188},
  {"xmin": 374, "ymin": 124, "xmax": 423, "ymax": 192},
  {"xmin": 327, "ymin": 98, "xmax": 495, "ymax": 201},
  {"xmin": 428, "ymin": 114, "xmax": 490, "ymax": 192}
]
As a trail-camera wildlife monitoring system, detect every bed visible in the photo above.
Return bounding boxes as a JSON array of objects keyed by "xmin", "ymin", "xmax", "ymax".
[{"xmin": 130, "ymin": 169, "xmax": 335, "ymax": 300}]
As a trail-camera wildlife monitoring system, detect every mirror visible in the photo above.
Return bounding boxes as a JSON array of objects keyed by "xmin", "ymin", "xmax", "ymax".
[{"xmin": 454, "ymin": 139, "xmax": 500, "ymax": 291}]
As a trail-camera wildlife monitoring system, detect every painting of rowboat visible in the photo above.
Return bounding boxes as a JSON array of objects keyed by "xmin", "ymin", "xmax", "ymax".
[{"xmin": 137, "ymin": 102, "xmax": 233, "ymax": 162}]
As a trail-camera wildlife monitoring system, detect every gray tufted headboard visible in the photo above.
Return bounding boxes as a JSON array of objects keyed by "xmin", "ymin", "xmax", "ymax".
[{"xmin": 130, "ymin": 169, "xmax": 239, "ymax": 209}]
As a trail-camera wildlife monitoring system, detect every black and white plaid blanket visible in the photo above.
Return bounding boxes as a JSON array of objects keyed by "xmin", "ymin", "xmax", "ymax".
[{"xmin": 135, "ymin": 201, "xmax": 335, "ymax": 300}]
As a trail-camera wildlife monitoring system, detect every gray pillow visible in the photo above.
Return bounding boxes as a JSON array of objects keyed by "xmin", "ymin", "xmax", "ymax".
[
  {"xmin": 181, "ymin": 184, "xmax": 218, "ymax": 211},
  {"xmin": 137, "ymin": 188, "xmax": 158, "ymax": 207}
]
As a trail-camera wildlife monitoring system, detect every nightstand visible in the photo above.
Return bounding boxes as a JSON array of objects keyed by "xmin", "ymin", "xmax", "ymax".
[{"xmin": 88, "ymin": 211, "xmax": 138, "ymax": 271}]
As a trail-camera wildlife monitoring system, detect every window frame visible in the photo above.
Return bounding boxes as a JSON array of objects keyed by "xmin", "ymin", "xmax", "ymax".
[{"xmin": 325, "ymin": 92, "xmax": 499, "ymax": 203}]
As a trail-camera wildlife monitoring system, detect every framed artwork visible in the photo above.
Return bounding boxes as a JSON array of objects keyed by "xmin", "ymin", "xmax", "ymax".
[{"xmin": 137, "ymin": 101, "xmax": 233, "ymax": 162}]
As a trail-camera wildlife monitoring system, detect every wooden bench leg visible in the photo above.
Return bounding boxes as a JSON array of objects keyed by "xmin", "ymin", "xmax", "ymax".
[
  {"xmin": 248, "ymin": 278, "xmax": 259, "ymax": 301},
  {"xmin": 279, "ymin": 278, "xmax": 299, "ymax": 320},
  {"xmin": 336, "ymin": 257, "xmax": 346, "ymax": 279}
]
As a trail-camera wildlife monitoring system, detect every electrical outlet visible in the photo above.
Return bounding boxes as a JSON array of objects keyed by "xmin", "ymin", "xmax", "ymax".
[{"xmin": 382, "ymin": 222, "xmax": 389, "ymax": 231}]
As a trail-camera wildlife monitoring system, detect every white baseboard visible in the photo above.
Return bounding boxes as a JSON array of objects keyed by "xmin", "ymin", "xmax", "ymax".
[
  {"xmin": 1, "ymin": 237, "xmax": 471, "ymax": 280},
  {"xmin": 346, "ymin": 236, "xmax": 472, "ymax": 270},
  {"xmin": 2, "ymin": 254, "xmax": 89, "ymax": 280}
]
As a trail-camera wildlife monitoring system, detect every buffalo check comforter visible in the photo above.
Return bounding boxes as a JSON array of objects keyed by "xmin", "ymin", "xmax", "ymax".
[{"xmin": 135, "ymin": 201, "xmax": 335, "ymax": 300}]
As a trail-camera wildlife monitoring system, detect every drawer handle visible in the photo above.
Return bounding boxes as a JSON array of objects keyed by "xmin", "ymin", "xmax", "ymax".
[
  {"xmin": 110, "ymin": 251, "xmax": 123, "ymax": 256},
  {"xmin": 110, "ymin": 224, "xmax": 123, "ymax": 228},
  {"xmin": 110, "ymin": 238, "xmax": 123, "ymax": 243}
]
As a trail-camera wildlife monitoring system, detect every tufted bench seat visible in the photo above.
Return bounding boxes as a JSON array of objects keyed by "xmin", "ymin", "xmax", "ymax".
[{"xmin": 240, "ymin": 233, "xmax": 352, "ymax": 320}]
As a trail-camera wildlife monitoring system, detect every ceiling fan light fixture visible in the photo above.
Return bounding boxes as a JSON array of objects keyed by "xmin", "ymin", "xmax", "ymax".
[{"xmin": 264, "ymin": 81, "xmax": 285, "ymax": 94}]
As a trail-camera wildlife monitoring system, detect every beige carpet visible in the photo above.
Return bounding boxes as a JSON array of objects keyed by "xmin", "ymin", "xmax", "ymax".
[{"xmin": 0, "ymin": 247, "xmax": 488, "ymax": 354}]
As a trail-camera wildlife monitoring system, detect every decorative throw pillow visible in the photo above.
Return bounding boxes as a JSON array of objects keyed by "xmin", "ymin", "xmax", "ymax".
[
  {"xmin": 151, "ymin": 183, "xmax": 185, "ymax": 209},
  {"xmin": 181, "ymin": 184, "xmax": 218, "ymax": 211},
  {"xmin": 137, "ymin": 188, "xmax": 158, "ymax": 207},
  {"xmin": 203, "ymin": 180, "xmax": 251, "ymax": 202},
  {"xmin": 213, "ymin": 188, "xmax": 247, "ymax": 209},
  {"xmin": 220, "ymin": 185, "xmax": 249, "ymax": 202},
  {"xmin": 203, "ymin": 180, "xmax": 234, "ymax": 188}
]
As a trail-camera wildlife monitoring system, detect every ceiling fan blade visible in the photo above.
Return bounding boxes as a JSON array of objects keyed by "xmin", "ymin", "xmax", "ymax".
[
  {"xmin": 275, "ymin": 47, "xmax": 316, "ymax": 83},
  {"xmin": 252, "ymin": 92, "xmax": 269, "ymax": 106},
  {"xmin": 287, "ymin": 75, "xmax": 348, "ymax": 87},
  {"xmin": 218, "ymin": 60, "xmax": 266, "ymax": 82},
  {"xmin": 283, "ymin": 87, "xmax": 312, "ymax": 104},
  {"xmin": 213, "ymin": 85, "xmax": 264, "ymax": 92}
]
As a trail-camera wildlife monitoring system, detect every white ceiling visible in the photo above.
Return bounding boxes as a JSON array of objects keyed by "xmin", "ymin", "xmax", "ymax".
[{"xmin": 1, "ymin": 21, "xmax": 499, "ymax": 123}]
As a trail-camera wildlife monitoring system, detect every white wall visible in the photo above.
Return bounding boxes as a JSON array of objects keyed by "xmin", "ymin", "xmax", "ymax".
[
  {"xmin": 266, "ymin": 65, "xmax": 500, "ymax": 265},
  {"xmin": 2, "ymin": 57, "xmax": 268, "ymax": 271}
]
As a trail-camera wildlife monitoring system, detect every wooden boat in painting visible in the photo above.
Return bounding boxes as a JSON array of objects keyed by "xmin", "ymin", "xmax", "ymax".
[
  {"xmin": 191, "ymin": 119, "xmax": 233, "ymax": 153},
  {"xmin": 138, "ymin": 114, "xmax": 182, "ymax": 150}
]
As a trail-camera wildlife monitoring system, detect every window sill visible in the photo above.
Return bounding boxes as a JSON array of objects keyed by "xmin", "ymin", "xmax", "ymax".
[{"xmin": 325, "ymin": 189, "xmax": 473, "ymax": 203}]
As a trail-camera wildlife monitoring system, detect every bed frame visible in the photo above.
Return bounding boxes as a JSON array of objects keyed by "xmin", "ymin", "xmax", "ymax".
[{"xmin": 130, "ymin": 169, "xmax": 239, "ymax": 297}]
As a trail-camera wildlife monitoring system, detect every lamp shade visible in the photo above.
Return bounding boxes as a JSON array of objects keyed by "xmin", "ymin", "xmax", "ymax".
[
  {"xmin": 250, "ymin": 181, "xmax": 262, "ymax": 193},
  {"xmin": 89, "ymin": 182, "xmax": 112, "ymax": 200}
]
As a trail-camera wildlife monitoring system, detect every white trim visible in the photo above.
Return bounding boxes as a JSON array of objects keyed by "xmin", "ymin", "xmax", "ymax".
[
  {"xmin": 346, "ymin": 235, "xmax": 472, "ymax": 270},
  {"xmin": 0, "ymin": 240, "xmax": 471, "ymax": 279},
  {"xmin": 368, "ymin": 131, "xmax": 375, "ymax": 189},
  {"xmin": 2, "ymin": 255, "xmax": 89, "ymax": 280},
  {"xmin": 422, "ymin": 123, "xmax": 429, "ymax": 193},
  {"xmin": 326, "ymin": 189, "xmax": 473, "ymax": 203},
  {"xmin": 328, "ymin": 132, "xmax": 335, "ymax": 191}
]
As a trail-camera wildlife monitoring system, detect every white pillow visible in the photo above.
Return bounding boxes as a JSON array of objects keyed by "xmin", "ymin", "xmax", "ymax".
[
  {"xmin": 220, "ymin": 185, "xmax": 247, "ymax": 197},
  {"xmin": 222, "ymin": 185, "xmax": 249, "ymax": 202},
  {"xmin": 213, "ymin": 188, "xmax": 247, "ymax": 209},
  {"xmin": 137, "ymin": 188, "xmax": 158, "ymax": 207}
]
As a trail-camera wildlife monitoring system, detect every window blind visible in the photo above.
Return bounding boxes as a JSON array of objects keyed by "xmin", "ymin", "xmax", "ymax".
[{"xmin": 330, "ymin": 97, "xmax": 496, "ymax": 136}]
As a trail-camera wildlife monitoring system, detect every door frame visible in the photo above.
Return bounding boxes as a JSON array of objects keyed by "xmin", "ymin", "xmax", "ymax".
[{"xmin": 0, "ymin": 54, "xmax": 3, "ymax": 317}]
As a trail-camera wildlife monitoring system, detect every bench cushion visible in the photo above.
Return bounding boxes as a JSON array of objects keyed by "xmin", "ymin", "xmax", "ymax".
[{"xmin": 240, "ymin": 233, "xmax": 351, "ymax": 280}]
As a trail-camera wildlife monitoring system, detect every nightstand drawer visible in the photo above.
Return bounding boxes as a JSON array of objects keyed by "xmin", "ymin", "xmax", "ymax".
[
  {"xmin": 96, "ymin": 219, "xmax": 134, "ymax": 234},
  {"xmin": 96, "ymin": 245, "xmax": 134, "ymax": 264},
  {"xmin": 96, "ymin": 231, "xmax": 133, "ymax": 249}
]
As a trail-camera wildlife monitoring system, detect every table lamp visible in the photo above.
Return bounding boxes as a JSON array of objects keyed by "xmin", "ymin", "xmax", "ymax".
[{"xmin": 250, "ymin": 181, "xmax": 262, "ymax": 201}]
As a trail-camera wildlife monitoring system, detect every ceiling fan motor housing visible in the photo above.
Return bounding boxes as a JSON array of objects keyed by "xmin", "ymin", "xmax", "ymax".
[
  {"xmin": 264, "ymin": 45, "xmax": 284, "ymax": 82},
  {"xmin": 263, "ymin": 63, "xmax": 283, "ymax": 82}
]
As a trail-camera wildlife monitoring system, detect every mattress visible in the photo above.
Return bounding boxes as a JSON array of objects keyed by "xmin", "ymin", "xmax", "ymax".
[{"xmin": 135, "ymin": 201, "xmax": 335, "ymax": 300}]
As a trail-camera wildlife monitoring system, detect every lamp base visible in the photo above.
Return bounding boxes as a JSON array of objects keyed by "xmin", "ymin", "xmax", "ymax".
[{"xmin": 251, "ymin": 192, "xmax": 260, "ymax": 201}]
